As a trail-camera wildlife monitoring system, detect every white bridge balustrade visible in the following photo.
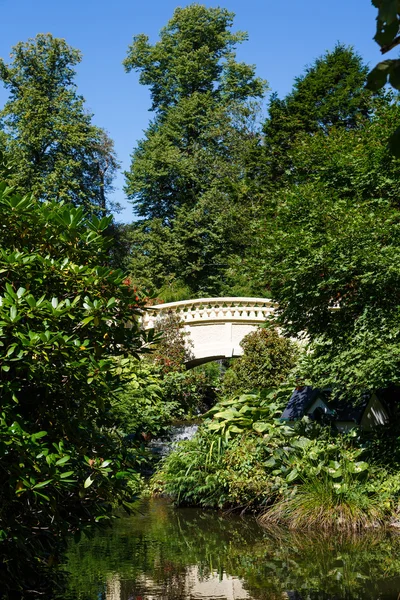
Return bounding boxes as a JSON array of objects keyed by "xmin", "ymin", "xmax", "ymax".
[{"xmin": 141, "ymin": 297, "xmax": 277, "ymax": 368}]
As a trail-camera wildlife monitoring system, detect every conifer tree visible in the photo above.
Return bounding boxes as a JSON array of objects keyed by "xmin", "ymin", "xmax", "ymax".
[{"xmin": 263, "ymin": 44, "xmax": 374, "ymax": 182}]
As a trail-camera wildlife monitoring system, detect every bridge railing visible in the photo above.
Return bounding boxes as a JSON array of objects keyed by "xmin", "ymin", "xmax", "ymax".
[{"xmin": 142, "ymin": 297, "xmax": 277, "ymax": 329}]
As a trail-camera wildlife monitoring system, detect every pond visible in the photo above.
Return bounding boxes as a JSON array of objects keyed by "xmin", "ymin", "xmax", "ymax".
[{"xmin": 62, "ymin": 498, "xmax": 400, "ymax": 600}]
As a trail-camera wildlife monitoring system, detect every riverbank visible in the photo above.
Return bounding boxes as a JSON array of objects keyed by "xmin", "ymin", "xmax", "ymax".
[{"xmin": 152, "ymin": 390, "xmax": 400, "ymax": 530}]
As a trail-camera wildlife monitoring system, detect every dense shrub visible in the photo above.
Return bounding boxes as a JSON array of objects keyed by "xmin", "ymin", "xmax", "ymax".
[
  {"xmin": 152, "ymin": 310, "xmax": 193, "ymax": 373},
  {"xmin": 155, "ymin": 388, "xmax": 400, "ymax": 528},
  {"xmin": 110, "ymin": 359, "xmax": 183, "ymax": 440},
  {"xmin": 162, "ymin": 362, "xmax": 221, "ymax": 415},
  {"xmin": 222, "ymin": 328, "xmax": 299, "ymax": 396},
  {"xmin": 153, "ymin": 389, "xmax": 292, "ymax": 508},
  {"xmin": 110, "ymin": 358, "xmax": 222, "ymax": 469},
  {"xmin": 149, "ymin": 310, "xmax": 222, "ymax": 415},
  {"xmin": 0, "ymin": 185, "xmax": 152, "ymax": 595}
]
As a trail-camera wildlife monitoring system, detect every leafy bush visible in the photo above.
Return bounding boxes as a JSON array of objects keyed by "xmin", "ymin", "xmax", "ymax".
[
  {"xmin": 152, "ymin": 429, "xmax": 228, "ymax": 507},
  {"xmin": 152, "ymin": 310, "xmax": 193, "ymax": 373},
  {"xmin": 155, "ymin": 388, "xmax": 400, "ymax": 527},
  {"xmin": 147, "ymin": 309, "xmax": 223, "ymax": 416},
  {"xmin": 221, "ymin": 328, "xmax": 299, "ymax": 396},
  {"xmin": 110, "ymin": 359, "xmax": 222, "ymax": 469},
  {"xmin": 0, "ymin": 184, "xmax": 152, "ymax": 594},
  {"xmin": 162, "ymin": 362, "xmax": 221, "ymax": 415},
  {"xmin": 153, "ymin": 389, "xmax": 293, "ymax": 509},
  {"xmin": 155, "ymin": 280, "xmax": 193, "ymax": 303},
  {"xmin": 111, "ymin": 358, "xmax": 183, "ymax": 440},
  {"xmin": 204, "ymin": 387, "xmax": 291, "ymax": 439}
]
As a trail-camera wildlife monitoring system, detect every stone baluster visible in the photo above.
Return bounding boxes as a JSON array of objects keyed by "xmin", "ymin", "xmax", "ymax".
[
  {"xmin": 249, "ymin": 302, "xmax": 256, "ymax": 319},
  {"xmin": 141, "ymin": 297, "xmax": 276, "ymax": 328}
]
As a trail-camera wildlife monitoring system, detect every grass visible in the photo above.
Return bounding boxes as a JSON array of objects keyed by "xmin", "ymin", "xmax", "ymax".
[{"xmin": 259, "ymin": 474, "xmax": 388, "ymax": 531}]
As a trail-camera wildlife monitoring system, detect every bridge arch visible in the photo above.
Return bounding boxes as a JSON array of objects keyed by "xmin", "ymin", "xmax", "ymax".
[{"xmin": 142, "ymin": 297, "xmax": 276, "ymax": 368}]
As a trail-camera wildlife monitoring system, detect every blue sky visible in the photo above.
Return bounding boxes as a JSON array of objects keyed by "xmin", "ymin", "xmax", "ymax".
[{"xmin": 0, "ymin": 0, "xmax": 380, "ymax": 222}]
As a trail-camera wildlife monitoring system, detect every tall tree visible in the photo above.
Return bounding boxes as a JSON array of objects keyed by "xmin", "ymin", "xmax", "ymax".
[
  {"xmin": 263, "ymin": 44, "xmax": 374, "ymax": 182},
  {"xmin": 284, "ymin": 94, "xmax": 400, "ymax": 205},
  {"xmin": 0, "ymin": 33, "xmax": 119, "ymax": 213},
  {"xmin": 256, "ymin": 93, "xmax": 400, "ymax": 397},
  {"xmin": 123, "ymin": 4, "xmax": 266, "ymax": 296},
  {"xmin": 233, "ymin": 45, "xmax": 385, "ymax": 299},
  {"xmin": 265, "ymin": 181, "xmax": 400, "ymax": 398},
  {"xmin": 123, "ymin": 4, "xmax": 263, "ymax": 117}
]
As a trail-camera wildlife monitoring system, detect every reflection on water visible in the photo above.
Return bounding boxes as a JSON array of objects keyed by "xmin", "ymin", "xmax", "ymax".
[
  {"xmin": 106, "ymin": 567, "xmax": 249, "ymax": 600},
  {"xmin": 63, "ymin": 498, "xmax": 400, "ymax": 600}
]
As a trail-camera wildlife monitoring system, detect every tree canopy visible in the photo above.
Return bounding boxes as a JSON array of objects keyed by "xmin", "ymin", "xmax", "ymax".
[
  {"xmin": 123, "ymin": 4, "xmax": 266, "ymax": 296},
  {"xmin": 259, "ymin": 94, "xmax": 400, "ymax": 396},
  {"xmin": 123, "ymin": 4, "xmax": 264, "ymax": 116},
  {"xmin": 263, "ymin": 44, "xmax": 374, "ymax": 182},
  {"xmin": 0, "ymin": 34, "xmax": 119, "ymax": 213}
]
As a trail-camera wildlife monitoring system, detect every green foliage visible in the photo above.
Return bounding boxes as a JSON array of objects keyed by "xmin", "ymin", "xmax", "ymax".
[
  {"xmin": 162, "ymin": 362, "xmax": 221, "ymax": 415},
  {"xmin": 264, "ymin": 180, "xmax": 400, "ymax": 396},
  {"xmin": 110, "ymin": 342, "xmax": 222, "ymax": 453},
  {"xmin": 203, "ymin": 388, "xmax": 291, "ymax": 440},
  {"xmin": 110, "ymin": 359, "xmax": 182, "ymax": 441},
  {"xmin": 154, "ymin": 388, "xmax": 292, "ymax": 509},
  {"xmin": 247, "ymin": 74, "xmax": 400, "ymax": 397},
  {"xmin": 284, "ymin": 95, "xmax": 400, "ymax": 205},
  {"xmin": 0, "ymin": 34, "xmax": 119, "ymax": 213},
  {"xmin": 123, "ymin": 4, "xmax": 267, "ymax": 295},
  {"xmin": 156, "ymin": 280, "xmax": 193, "ymax": 304},
  {"xmin": 263, "ymin": 44, "xmax": 373, "ymax": 182},
  {"xmin": 145, "ymin": 309, "xmax": 223, "ymax": 415},
  {"xmin": 222, "ymin": 328, "xmax": 299, "ymax": 396},
  {"xmin": 110, "ymin": 357, "xmax": 221, "ymax": 447},
  {"xmin": 234, "ymin": 45, "xmax": 388, "ymax": 302},
  {"xmin": 155, "ymin": 388, "xmax": 400, "ymax": 527},
  {"xmin": 123, "ymin": 4, "xmax": 265, "ymax": 116},
  {"xmin": 151, "ymin": 310, "xmax": 193, "ymax": 373},
  {"xmin": 124, "ymin": 94, "xmax": 264, "ymax": 225},
  {"xmin": 0, "ymin": 184, "xmax": 151, "ymax": 594}
]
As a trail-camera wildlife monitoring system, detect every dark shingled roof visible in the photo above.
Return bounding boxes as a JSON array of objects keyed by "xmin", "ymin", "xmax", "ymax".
[
  {"xmin": 280, "ymin": 386, "xmax": 328, "ymax": 421},
  {"xmin": 280, "ymin": 387, "xmax": 381, "ymax": 424},
  {"xmin": 329, "ymin": 397, "xmax": 367, "ymax": 423}
]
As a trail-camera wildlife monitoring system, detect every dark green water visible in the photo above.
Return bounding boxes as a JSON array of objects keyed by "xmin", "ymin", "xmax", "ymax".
[{"xmin": 63, "ymin": 498, "xmax": 400, "ymax": 600}]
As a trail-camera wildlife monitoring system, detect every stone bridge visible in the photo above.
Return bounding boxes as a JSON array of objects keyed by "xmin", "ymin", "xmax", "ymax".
[{"xmin": 142, "ymin": 297, "xmax": 276, "ymax": 368}]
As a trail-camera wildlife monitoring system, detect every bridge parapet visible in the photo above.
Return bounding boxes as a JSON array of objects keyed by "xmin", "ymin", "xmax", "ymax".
[{"xmin": 142, "ymin": 297, "xmax": 277, "ymax": 329}]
